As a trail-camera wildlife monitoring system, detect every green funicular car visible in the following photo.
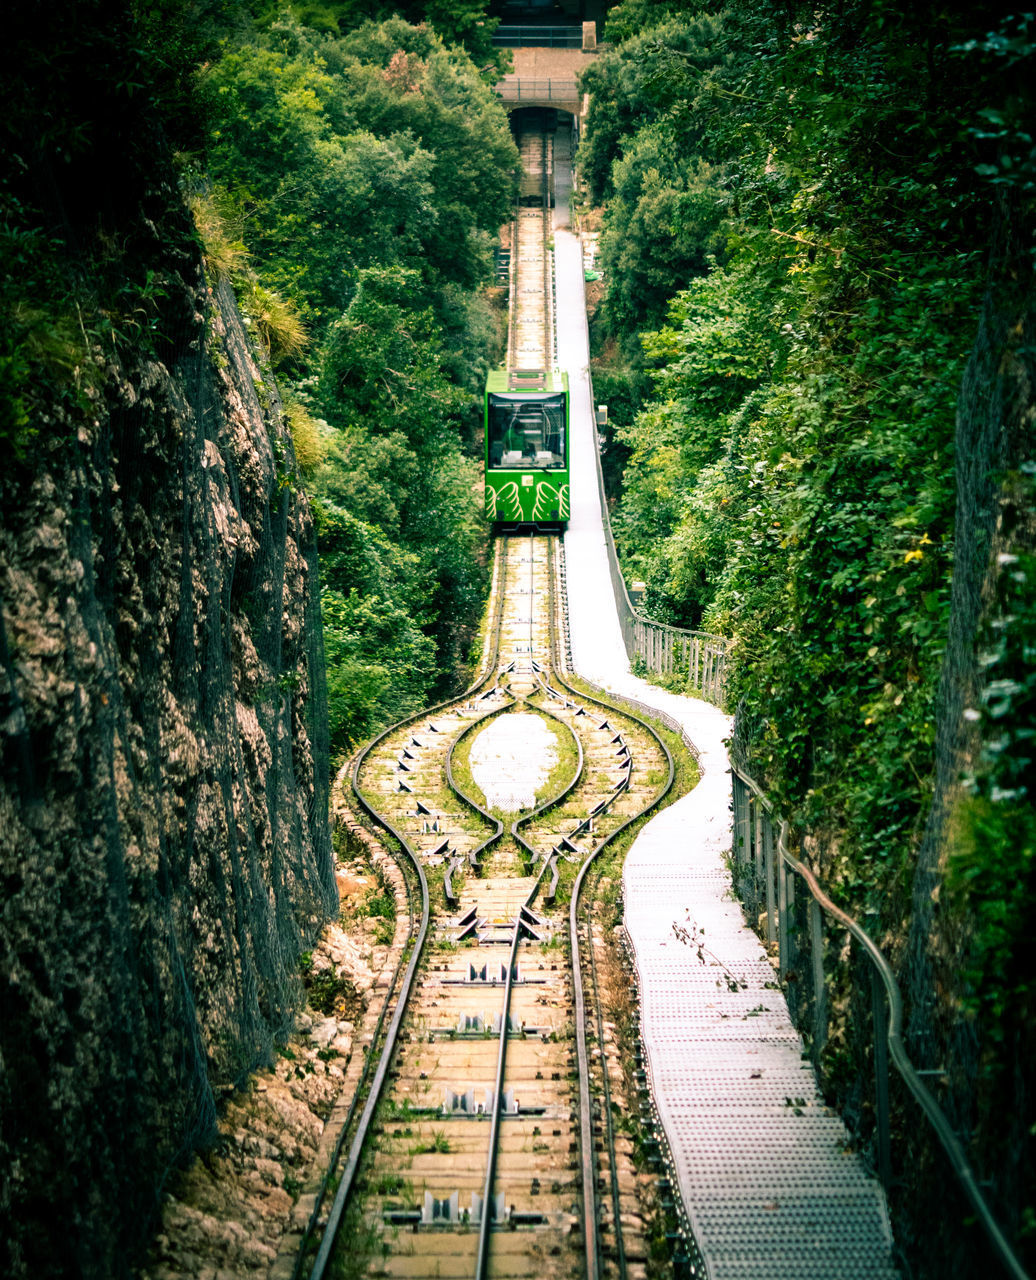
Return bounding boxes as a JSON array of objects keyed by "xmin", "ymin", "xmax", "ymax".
[{"xmin": 484, "ymin": 368, "xmax": 569, "ymax": 528}]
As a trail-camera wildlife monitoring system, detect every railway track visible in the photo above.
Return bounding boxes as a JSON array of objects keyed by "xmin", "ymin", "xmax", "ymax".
[
  {"xmin": 293, "ymin": 116, "xmax": 687, "ymax": 1280},
  {"xmin": 510, "ymin": 120, "xmax": 554, "ymax": 372},
  {"xmin": 293, "ymin": 529, "xmax": 681, "ymax": 1280}
]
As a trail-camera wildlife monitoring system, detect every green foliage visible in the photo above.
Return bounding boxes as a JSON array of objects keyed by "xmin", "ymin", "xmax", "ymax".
[
  {"xmin": 577, "ymin": 7, "xmax": 732, "ymax": 349},
  {"xmin": 353, "ymin": 889, "xmax": 395, "ymax": 921},
  {"xmin": 199, "ymin": 17, "xmax": 516, "ymax": 330},
  {"xmin": 194, "ymin": 15, "xmax": 505, "ymax": 757},
  {"xmin": 579, "ymin": 9, "xmax": 729, "ymax": 203},
  {"xmin": 283, "ymin": 397, "xmax": 326, "ymax": 475},
  {"xmin": 189, "ymin": 190, "xmax": 250, "ymax": 284},
  {"xmin": 316, "ymin": 503, "xmax": 437, "ymax": 754},
  {"xmin": 947, "ymin": 465, "xmax": 1036, "ymax": 1028},
  {"xmin": 245, "ymin": 0, "xmax": 507, "ymax": 72},
  {"xmin": 5, "ymin": 8, "xmax": 504, "ymax": 748},
  {"xmin": 599, "ymin": 131, "xmax": 729, "ymax": 340},
  {"xmin": 306, "ymin": 970, "xmax": 349, "ymax": 1015},
  {"xmin": 241, "ymin": 280, "xmax": 308, "ymax": 362},
  {"xmin": 318, "ymin": 267, "xmax": 468, "ymax": 455},
  {"xmin": 587, "ymin": 20, "xmax": 1035, "ymax": 1252},
  {"xmin": 587, "ymin": 0, "xmax": 1020, "ymax": 907}
]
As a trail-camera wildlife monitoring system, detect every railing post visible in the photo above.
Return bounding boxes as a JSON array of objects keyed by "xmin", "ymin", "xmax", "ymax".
[
  {"xmin": 741, "ymin": 793, "xmax": 753, "ymax": 912},
  {"xmin": 776, "ymin": 829, "xmax": 789, "ymax": 977},
  {"xmin": 740, "ymin": 783, "xmax": 750, "ymax": 874},
  {"xmin": 784, "ymin": 854, "xmax": 795, "ymax": 973},
  {"xmin": 733, "ymin": 777, "xmax": 747, "ymax": 888},
  {"xmin": 753, "ymin": 802, "xmax": 763, "ymax": 915},
  {"xmin": 730, "ymin": 776, "xmax": 738, "ymax": 867},
  {"xmin": 809, "ymin": 899, "xmax": 827, "ymax": 1058},
  {"xmin": 871, "ymin": 968, "xmax": 893, "ymax": 1189},
  {"xmin": 764, "ymin": 814, "xmax": 777, "ymax": 946}
]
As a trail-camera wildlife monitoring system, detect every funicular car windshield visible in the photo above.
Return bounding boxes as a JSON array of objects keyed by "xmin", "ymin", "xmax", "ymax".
[{"xmin": 487, "ymin": 392, "xmax": 566, "ymax": 470}]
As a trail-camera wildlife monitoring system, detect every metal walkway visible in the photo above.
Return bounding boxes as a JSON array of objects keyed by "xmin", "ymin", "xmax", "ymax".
[{"xmin": 554, "ymin": 165, "xmax": 900, "ymax": 1276}]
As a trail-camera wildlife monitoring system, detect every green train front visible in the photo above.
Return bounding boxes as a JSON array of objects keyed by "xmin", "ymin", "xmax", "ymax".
[{"xmin": 484, "ymin": 369, "xmax": 570, "ymax": 527}]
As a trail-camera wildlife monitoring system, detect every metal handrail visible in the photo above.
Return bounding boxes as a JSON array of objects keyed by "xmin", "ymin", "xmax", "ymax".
[
  {"xmin": 731, "ymin": 759, "xmax": 1030, "ymax": 1280},
  {"xmin": 493, "ymin": 25, "xmax": 583, "ymax": 48},
  {"xmin": 497, "ymin": 77, "xmax": 580, "ymax": 102}
]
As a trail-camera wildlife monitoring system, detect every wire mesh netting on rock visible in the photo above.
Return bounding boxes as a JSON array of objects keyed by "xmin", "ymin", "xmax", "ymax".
[{"xmin": 0, "ymin": 253, "xmax": 335, "ymax": 1279}]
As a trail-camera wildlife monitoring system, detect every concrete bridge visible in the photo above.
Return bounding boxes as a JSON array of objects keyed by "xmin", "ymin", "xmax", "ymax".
[{"xmin": 496, "ymin": 40, "xmax": 598, "ymax": 122}]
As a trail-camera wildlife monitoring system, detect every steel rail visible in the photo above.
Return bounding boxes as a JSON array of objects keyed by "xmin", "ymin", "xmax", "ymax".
[
  {"xmin": 510, "ymin": 705, "xmax": 584, "ymax": 864},
  {"xmin": 468, "ymin": 123, "xmax": 556, "ymax": 1269},
  {"xmin": 506, "ymin": 170, "xmax": 519, "ymax": 373},
  {"xmin": 468, "ymin": 529, "xmax": 636, "ymax": 1280},
  {"xmin": 301, "ymin": 542, "xmax": 510, "ymax": 1280},
  {"xmin": 473, "ymin": 848, "xmax": 555, "ymax": 1280},
  {"xmin": 444, "ymin": 699, "xmax": 511, "ymax": 845},
  {"xmin": 442, "ymin": 542, "xmax": 584, "ymax": 856},
  {"xmin": 324, "ymin": 533, "xmax": 543, "ymax": 1280},
  {"xmin": 289, "ymin": 818, "xmax": 418, "ymax": 1280},
  {"xmin": 553, "ymin": 537, "xmax": 712, "ymax": 1276},
  {"xmin": 542, "ymin": 535, "xmax": 678, "ymax": 1280},
  {"xmin": 734, "ymin": 763, "xmax": 1030, "ymax": 1280},
  {"xmin": 542, "ymin": 129, "xmax": 553, "ymax": 370},
  {"xmin": 468, "ymin": 531, "xmax": 587, "ymax": 1280},
  {"xmin": 583, "ymin": 852, "xmax": 628, "ymax": 1280},
  {"xmin": 565, "ymin": 683, "xmax": 674, "ymax": 1280},
  {"xmin": 305, "ymin": 794, "xmax": 428, "ymax": 1280}
]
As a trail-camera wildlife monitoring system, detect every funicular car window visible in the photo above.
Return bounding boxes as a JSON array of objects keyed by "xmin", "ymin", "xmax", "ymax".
[{"xmin": 487, "ymin": 393, "xmax": 565, "ymax": 469}]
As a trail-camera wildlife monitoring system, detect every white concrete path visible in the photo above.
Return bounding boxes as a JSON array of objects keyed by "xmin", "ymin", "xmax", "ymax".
[{"xmin": 554, "ymin": 195, "xmax": 899, "ymax": 1277}]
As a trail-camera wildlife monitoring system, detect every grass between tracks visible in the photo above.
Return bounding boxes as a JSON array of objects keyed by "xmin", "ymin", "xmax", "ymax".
[{"xmin": 450, "ymin": 703, "xmax": 580, "ymax": 817}]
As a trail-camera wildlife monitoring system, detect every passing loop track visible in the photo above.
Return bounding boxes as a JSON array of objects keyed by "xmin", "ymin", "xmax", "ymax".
[{"xmin": 298, "ymin": 532, "xmax": 681, "ymax": 1280}]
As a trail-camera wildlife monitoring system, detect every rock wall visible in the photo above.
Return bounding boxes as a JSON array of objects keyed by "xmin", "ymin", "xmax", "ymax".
[
  {"xmin": 900, "ymin": 187, "xmax": 1036, "ymax": 1273},
  {"xmin": 0, "ymin": 203, "xmax": 336, "ymax": 1276}
]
